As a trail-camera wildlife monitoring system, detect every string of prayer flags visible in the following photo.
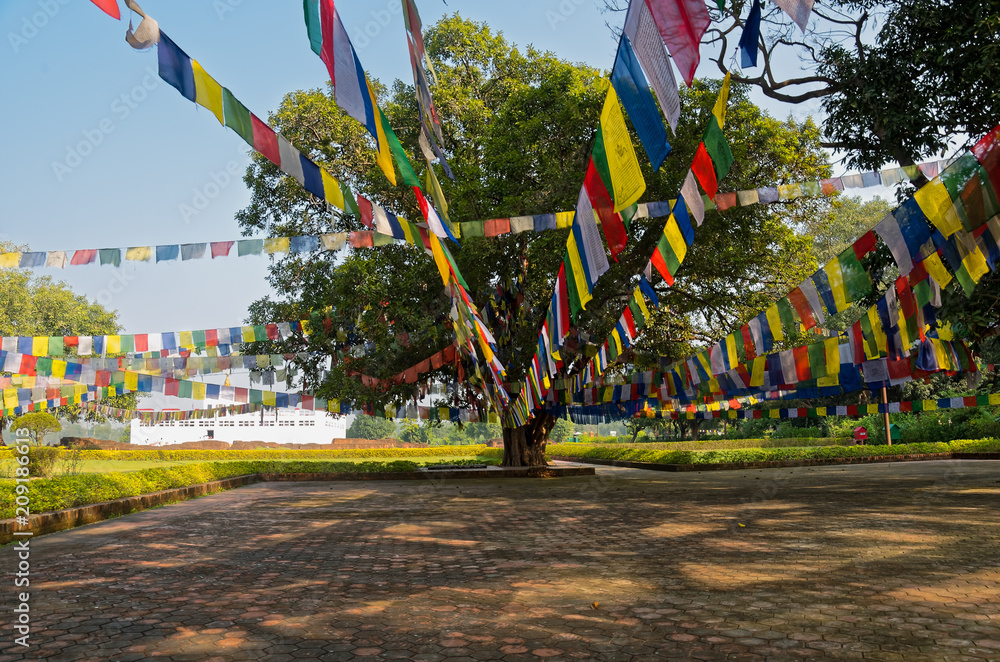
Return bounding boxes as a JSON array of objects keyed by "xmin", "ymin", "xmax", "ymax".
[
  {"xmin": 402, "ymin": 0, "xmax": 444, "ymax": 145},
  {"xmin": 739, "ymin": 0, "xmax": 762, "ymax": 68},
  {"xmin": 611, "ymin": 35, "xmax": 671, "ymax": 170},
  {"xmin": 623, "ymin": 0, "xmax": 680, "ymax": 134},
  {"xmin": 303, "ymin": 0, "xmax": 396, "ymax": 185},
  {"xmin": 644, "ymin": 0, "xmax": 711, "ymax": 86}
]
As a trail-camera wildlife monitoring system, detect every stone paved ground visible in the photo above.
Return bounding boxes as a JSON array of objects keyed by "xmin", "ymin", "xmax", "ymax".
[{"xmin": 3, "ymin": 460, "xmax": 1000, "ymax": 661}]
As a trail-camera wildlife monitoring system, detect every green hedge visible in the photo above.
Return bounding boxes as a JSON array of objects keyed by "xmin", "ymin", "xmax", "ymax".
[
  {"xmin": 547, "ymin": 438, "xmax": 1000, "ymax": 466},
  {"xmin": 0, "ymin": 445, "xmax": 488, "ymax": 462},
  {"xmin": 565, "ymin": 438, "xmax": 846, "ymax": 451},
  {"xmin": 0, "ymin": 460, "xmax": 426, "ymax": 519}
]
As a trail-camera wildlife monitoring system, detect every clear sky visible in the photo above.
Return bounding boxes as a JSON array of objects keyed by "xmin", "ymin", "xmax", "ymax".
[{"xmin": 2, "ymin": 1, "xmax": 873, "ymax": 410}]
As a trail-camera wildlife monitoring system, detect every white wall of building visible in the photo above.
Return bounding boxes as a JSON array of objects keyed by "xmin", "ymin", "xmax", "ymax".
[{"xmin": 130, "ymin": 409, "xmax": 348, "ymax": 446}]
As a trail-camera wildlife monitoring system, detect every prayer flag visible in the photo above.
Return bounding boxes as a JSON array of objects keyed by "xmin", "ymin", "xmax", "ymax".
[
  {"xmin": 571, "ymin": 187, "xmax": 611, "ymax": 292},
  {"xmin": 739, "ymin": 0, "xmax": 762, "ymax": 68},
  {"xmin": 191, "ymin": 60, "xmax": 224, "ymax": 125},
  {"xmin": 623, "ymin": 0, "xmax": 681, "ymax": 133},
  {"xmin": 691, "ymin": 143, "xmax": 717, "ymax": 199},
  {"xmin": 973, "ymin": 125, "xmax": 1000, "ymax": 195},
  {"xmin": 90, "ymin": 0, "xmax": 121, "ymax": 19},
  {"xmin": 611, "ymin": 35, "xmax": 671, "ymax": 170},
  {"xmin": 644, "ymin": 0, "xmax": 711, "ymax": 86},
  {"xmin": 773, "ymin": 0, "xmax": 813, "ymax": 32},
  {"xmin": 250, "ymin": 114, "xmax": 281, "ymax": 167},
  {"xmin": 222, "ymin": 88, "xmax": 253, "ymax": 146},
  {"xmin": 680, "ymin": 170, "xmax": 705, "ymax": 225},
  {"xmin": 593, "ymin": 87, "xmax": 646, "ymax": 211},
  {"xmin": 157, "ymin": 32, "xmax": 195, "ymax": 102},
  {"xmin": 584, "ymin": 159, "xmax": 628, "ymax": 259},
  {"xmin": 303, "ymin": 0, "xmax": 323, "ymax": 55},
  {"xmin": 703, "ymin": 116, "xmax": 734, "ymax": 182}
]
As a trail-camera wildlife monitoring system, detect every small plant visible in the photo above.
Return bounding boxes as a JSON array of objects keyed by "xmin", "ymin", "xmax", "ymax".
[
  {"xmin": 27, "ymin": 447, "xmax": 61, "ymax": 477},
  {"xmin": 57, "ymin": 449, "xmax": 85, "ymax": 476}
]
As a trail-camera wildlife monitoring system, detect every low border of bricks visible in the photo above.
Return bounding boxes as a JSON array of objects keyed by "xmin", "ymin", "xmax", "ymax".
[
  {"xmin": 0, "ymin": 465, "xmax": 594, "ymax": 544},
  {"xmin": 550, "ymin": 451, "xmax": 1000, "ymax": 472}
]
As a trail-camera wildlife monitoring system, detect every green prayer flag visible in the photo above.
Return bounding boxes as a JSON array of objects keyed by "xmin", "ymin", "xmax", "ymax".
[
  {"xmin": 703, "ymin": 116, "xmax": 734, "ymax": 182},
  {"xmin": 807, "ymin": 342, "xmax": 827, "ymax": 379},
  {"xmin": 192, "ymin": 330, "xmax": 207, "ymax": 347},
  {"xmin": 303, "ymin": 0, "xmax": 323, "ymax": 55},
  {"xmin": 120, "ymin": 335, "xmax": 135, "ymax": 355},
  {"xmin": 776, "ymin": 298, "xmax": 796, "ymax": 337},
  {"xmin": 48, "ymin": 337, "xmax": 63, "ymax": 356},
  {"xmin": 99, "ymin": 249, "xmax": 121, "ymax": 267},
  {"xmin": 222, "ymin": 88, "xmax": 254, "ymax": 146},
  {"xmin": 379, "ymin": 109, "xmax": 420, "ymax": 188},
  {"xmin": 838, "ymin": 249, "xmax": 873, "ymax": 302},
  {"xmin": 238, "ymin": 239, "xmax": 263, "ymax": 257}
]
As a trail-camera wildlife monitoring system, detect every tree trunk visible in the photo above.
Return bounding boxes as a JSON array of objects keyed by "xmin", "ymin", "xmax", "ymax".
[{"xmin": 501, "ymin": 411, "xmax": 557, "ymax": 467}]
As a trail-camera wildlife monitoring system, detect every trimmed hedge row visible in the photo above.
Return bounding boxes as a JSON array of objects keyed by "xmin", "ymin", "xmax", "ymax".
[
  {"xmin": 0, "ymin": 445, "xmax": 489, "ymax": 462},
  {"xmin": 572, "ymin": 437, "xmax": 846, "ymax": 451},
  {"xmin": 546, "ymin": 438, "xmax": 1000, "ymax": 466},
  {"xmin": 0, "ymin": 460, "xmax": 424, "ymax": 519}
]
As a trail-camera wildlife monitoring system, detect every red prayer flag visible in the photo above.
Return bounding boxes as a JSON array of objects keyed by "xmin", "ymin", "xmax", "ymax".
[
  {"xmin": 584, "ymin": 158, "xmax": 628, "ymax": 259},
  {"xmin": 250, "ymin": 114, "xmax": 281, "ymax": 167},
  {"xmin": 211, "ymin": 241, "xmax": 234, "ymax": 259},
  {"xmin": 973, "ymin": 125, "xmax": 1000, "ymax": 195},
  {"xmin": 70, "ymin": 250, "xmax": 97, "ymax": 266},
  {"xmin": 793, "ymin": 346, "xmax": 811, "ymax": 382},
  {"xmin": 691, "ymin": 143, "xmax": 718, "ymax": 200},
  {"xmin": 650, "ymin": 251, "xmax": 675, "ymax": 286},
  {"xmin": 852, "ymin": 231, "xmax": 878, "ymax": 260},
  {"xmin": 356, "ymin": 196, "xmax": 374, "ymax": 228},
  {"xmin": 89, "ymin": 0, "xmax": 120, "ymax": 19},
  {"xmin": 644, "ymin": 0, "xmax": 710, "ymax": 86},
  {"xmin": 787, "ymin": 288, "xmax": 816, "ymax": 328},
  {"xmin": 135, "ymin": 334, "xmax": 149, "ymax": 353}
]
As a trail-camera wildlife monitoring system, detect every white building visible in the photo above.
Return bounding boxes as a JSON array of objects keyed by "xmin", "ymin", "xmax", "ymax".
[{"xmin": 130, "ymin": 409, "xmax": 348, "ymax": 446}]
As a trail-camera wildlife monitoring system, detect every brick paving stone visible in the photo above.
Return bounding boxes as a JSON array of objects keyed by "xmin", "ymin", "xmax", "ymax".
[{"xmin": 2, "ymin": 460, "xmax": 1000, "ymax": 660}]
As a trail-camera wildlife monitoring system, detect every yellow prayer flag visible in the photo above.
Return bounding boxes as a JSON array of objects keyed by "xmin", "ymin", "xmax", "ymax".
[
  {"xmin": 815, "ymin": 407, "xmax": 827, "ymax": 417},
  {"xmin": 125, "ymin": 246, "xmax": 152, "ymax": 262},
  {"xmin": 768, "ymin": 409, "xmax": 779, "ymax": 419},
  {"xmin": 824, "ymin": 259, "xmax": 848, "ymax": 311},
  {"xmin": 32, "ymin": 337, "xmax": 47, "ymax": 356},
  {"xmin": 241, "ymin": 325, "xmax": 255, "ymax": 342},
  {"xmin": 923, "ymin": 399, "xmax": 937, "ymax": 411},
  {"xmin": 765, "ymin": 304, "xmax": 784, "ymax": 342},
  {"xmin": 989, "ymin": 393, "xmax": 1000, "ymax": 405},
  {"xmin": 824, "ymin": 337, "xmax": 840, "ymax": 375},
  {"xmin": 712, "ymin": 72, "xmax": 731, "ymax": 128},
  {"xmin": 0, "ymin": 253, "xmax": 20, "ymax": 268},
  {"xmin": 264, "ymin": 237, "xmax": 290, "ymax": 254},
  {"xmin": 922, "ymin": 252, "xmax": 953, "ymax": 288},
  {"xmin": 611, "ymin": 329, "xmax": 623, "ymax": 356},
  {"xmin": 750, "ymin": 357, "xmax": 766, "ymax": 387},
  {"xmin": 366, "ymin": 79, "xmax": 397, "ymax": 187},
  {"xmin": 664, "ymin": 216, "xmax": 688, "ymax": 263},
  {"xmin": 566, "ymin": 234, "xmax": 593, "ymax": 310},
  {"xmin": 600, "ymin": 86, "xmax": 646, "ymax": 212},
  {"xmin": 914, "ymin": 179, "xmax": 962, "ymax": 237},
  {"xmin": 107, "ymin": 335, "xmax": 121, "ymax": 355},
  {"xmin": 125, "ymin": 371, "xmax": 138, "ymax": 391},
  {"xmin": 867, "ymin": 404, "xmax": 880, "ymax": 415},
  {"xmin": 51, "ymin": 360, "xmax": 66, "ymax": 378},
  {"xmin": 555, "ymin": 212, "xmax": 575, "ymax": 228},
  {"xmin": 429, "ymin": 233, "xmax": 452, "ymax": 287},
  {"xmin": 192, "ymin": 60, "xmax": 225, "ymax": 125},
  {"xmin": 179, "ymin": 331, "xmax": 194, "ymax": 348},
  {"xmin": 633, "ymin": 286, "xmax": 650, "ymax": 320},
  {"xmin": 191, "ymin": 382, "xmax": 207, "ymax": 401},
  {"xmin": 321, "ymin": 169, "xmax": 345, "ymax": 210}
]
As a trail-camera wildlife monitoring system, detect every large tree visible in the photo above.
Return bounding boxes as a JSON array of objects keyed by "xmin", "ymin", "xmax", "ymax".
[{"xmin": 238, "ymin": 14, "xmax": 831, "ymax": 465}]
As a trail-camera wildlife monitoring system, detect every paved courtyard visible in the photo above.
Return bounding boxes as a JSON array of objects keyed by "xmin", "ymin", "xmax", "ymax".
[{"xmin": 3, "ymin": 460, "xmax": 1000, "ymax": 661}]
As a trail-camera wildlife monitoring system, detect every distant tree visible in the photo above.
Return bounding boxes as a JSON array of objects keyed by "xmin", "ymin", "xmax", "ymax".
[
  {"xmin": 549, "ymin": 418, "xmax": 573, "ymax": 443},
  {"xmin": 397, "ymin": 419, "xmax": 432, "ymax": 444},
  {"xmin": 11, "ymin": 412, "xmax": 62, "ymax": 446},
  {"xmin": 804, "ymin": 196, "xmax": 894, "ymax": 265},
  {"xmin": 347, "ymin": 415, "xmax": 397, "ymax": 440}
]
